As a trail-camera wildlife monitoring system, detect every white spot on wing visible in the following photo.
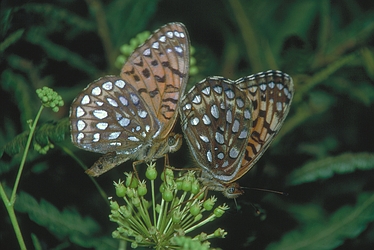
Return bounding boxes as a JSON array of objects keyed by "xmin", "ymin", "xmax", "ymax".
[
  {"xmin": 229, "ymin": 147, "xmax": 239, "ymax": 159},
  {"xmin": 225, "ymin": 89, "xmax": 235, "ymax": 99},
  {"xmin": 119, "ymin": 96, "xmax": 128, "ymax": 106},
  {"xmin": 202, "ymin": 86, "xmax": 211, "ymax": 96},
  {"xmin": 96, "ymin": 122, "xmax": 108, "ymax": 130},
  {"xmin": 213, "ymin": 85, "xmax": 222, "ymax": 94},
  {"xmin": 107, "ymin": 98, "xmax": 118, "ymax": 107},
  {"xmin": 199, "ymin": 135, "xmax": 210, "ymax": 143},
  {"xmin": 77, "ymin": 120, "xmax": 86, "ymax": 131},
  {"xmin": 226, "ymin": 110, "xmax": 232, "ymax": 123},
  {"xmin": 217, "ymin": 152, "xmax": 224, "ymax": 160},
  {"xmin": 236, "ymin": 98, "xmax": 244, "ymax": 108},
  {"xmin": 77, "ymin": 132, "xmax": 84, "ymax": 142},
  {"xmin": 130, "ymin": 93, "xmax": 140, "ymax": 105},
  {"xmin": 191, "ymin": 117, "xmax": 199, "ymax": 126},
  {"xmin": 93, "ymin": 133, "xmax": 100, "ymax": 142},
  {"xmin": 244, "ymin": 109, "xmax": 251, "ymax": 120},
  {"xmin": 76, "ymin": 106, "xmax": 85, "ymax": 117},
  {"xmin": 128, "ymin": 136, "xmax": 140, "ymax": 142},
  {"xmin": 206, "ymin": 150, "xmax": 212, "ymax": 163},
  {"xmin": 138, "ymin": 110, "xmax": 148, "ymax": 118},
  {"xmin": 238, "ymin": 129, "xmax": 248, "ymax": 139},
  {"xmin": 102, "ymin": 81, "xmax": 113, "ymax": 90},
  {"xmin": 91, "ymin": 87, "xmax": 101, "ymax": 96},
  {"xmin": 152, "ymin": 41, "xmax": 160, "ymax": 49},
  {"xmin": 202, "ymin": 114, "xmax": 211, "ymax": 125},
  {"xmin": 119, "ymin": 118, "xmax": 130, "ymax": 127},
  {"xmin": 269, "ymin": 81, "xmax": 275, "ymax": 89},
  {"xmin": 192, "ymin": 95, "xmax": 201, "ymax": 104},
  {"xmin": 211, "ymin": 104, "xmax": 219, "ymax": 119},
  {"xmin": 115, "ymin": 80, "xmax": 126, "ymax": 88},
  {"xmin": 109, "ymin": 132, "xmax": 121, "ymax": 140},
  {"xmin": 215, "ymin": 132, "xmax": 224, "ymax": 144},
  {"xmin": 232, "ymin": 119, "xmax": 240, "ymax": 133},
  {"xmin": 81, "ymin": 95, "xmax": 90, "ymax": 105},
  {"xmin": 175, "ymin": 46, "xmax": 183, "ymax": 54},
  {"xmin": 143, "ymin": 48, "xmax": 151, "ymax": 56},
  {"xmin": 159, "ymin": 35, "xmax": 166, "ymax": 42},
  {"xmin": 93, "ymin": 110, "xmax": 108, "ymax": 119},
  {"xmin": 183, "ymin": 103, "xmax": 191, "ymax": 110},
  {"xmin": 277, "ymin": 101, "xmax": 283, "ymax": 111}
]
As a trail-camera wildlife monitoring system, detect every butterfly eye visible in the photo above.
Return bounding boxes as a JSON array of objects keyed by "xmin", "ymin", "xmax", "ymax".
[{"xmin": 168, "ymin": 136, "xmax": 176, "ymax": 146}]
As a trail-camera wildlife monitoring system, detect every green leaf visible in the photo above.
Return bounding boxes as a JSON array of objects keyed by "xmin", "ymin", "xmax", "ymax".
[
  {"xmin": 25, "ymin": 28, "xmax": 99, "ymax": 76},
  {"xmin": 0, "ymin": 29, "xmax": 24, "ymax": 53},
  {"xmin": 11, "ymin": 188, "xmax": 118, "ymax": 249},
  {"xmin": 1, "ymin": 69, "xmax": 38, "ymax": 129},
  {"xmin": 1, "ymin": 118, "xmax": 69, "ymax": 157},
  {"xmin": 106, "ymin": 0, "xmax": 159, "ymax": 48},
  {"xmin": 267, "ymin": 192, "xmax": 374, "ymax": 250},
  {"xmin": 287, "ymin": 152, "xmax": 374, "ymax": 186}
]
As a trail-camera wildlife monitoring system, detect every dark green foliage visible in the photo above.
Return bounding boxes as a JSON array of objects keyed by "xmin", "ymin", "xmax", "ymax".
[
  {"xmin": 3, "ymin": 185, "xmax": 117, "ymax": 249},
  {"xmin": 287, "ymin": 153, "xmax": 374, "ymax": 185},
  {"xmin": 1, "ymin": 118, "xmax": 69, "ymax": 157},
  {"xmin": 1, "ymin": 0, "xmax": 374, "ymax": 249},
  {"xmin": 267, "ymin": 192, "xmax": 374, "ymax": 250}
]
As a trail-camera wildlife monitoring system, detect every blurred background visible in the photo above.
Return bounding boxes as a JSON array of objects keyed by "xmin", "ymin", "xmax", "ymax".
[{"xmin": 1, "ymin": 0, "xmax": 374, "ymax": 249}]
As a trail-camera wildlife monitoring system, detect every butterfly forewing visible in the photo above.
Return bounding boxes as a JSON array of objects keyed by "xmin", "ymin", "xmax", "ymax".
[
  {"xmin": 70, "ymin": 76, "xmax": 159, "ymax": 154},
  {"xmin": 70, "ymin": 23, "xmax": 190, "ymax": 176},
  {"xmin": 180, "ymin": 77, "xmax": 253, "ymax": 183},
  {"xmin": 121, "ymin": 22, "xmax": 190, "ymax": 136},
  {"xmin": 235, "ymin": 70, "xmax": 294, "ymax": 181}
]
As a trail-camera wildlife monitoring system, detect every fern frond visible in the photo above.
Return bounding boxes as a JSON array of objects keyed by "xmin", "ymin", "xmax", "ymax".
[
  {"xmin": 287, "ymin": 152, "xmax": 374, "ymax": 186},
  {"xmin": 1, "ymin": 70, "xmax": 38, "ymax": 129},
  {"xmin": 25, "ymin": 28, "xmax": 99, "ymax": 76},
  {"xmin": 11, "ymin": 188, "xmax": 118, "ymax": 249},
  {"xmin": 267, "ymin": 192, "xmax": 374, "ymax": 250},
  {"xmin": 17, "ymin": 3, "xmax": 95, "ymax": 32},
  {"xmin": 1, "ymin": 118, "xmax": 70, "ymax": 157}
]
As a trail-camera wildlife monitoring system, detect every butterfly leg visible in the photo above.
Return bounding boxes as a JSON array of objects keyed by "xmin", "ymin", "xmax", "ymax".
[{"xmin": 132, "ymin": 160, "xmax": 145, "ymax": 183}]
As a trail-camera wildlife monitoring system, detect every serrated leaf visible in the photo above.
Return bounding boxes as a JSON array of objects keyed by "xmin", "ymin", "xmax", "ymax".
[
  {"xmin": 8, "ymin": 188, "xmax": 118, "ymax": 249},
  {"xmin": 1, "ymin": 118, "xmax": 69, "ymax": 157},
  {"xmin": 266, "ymin": 192, "xmax": 374, "ymax": 250},
  {"xmin": 287, "ymin": 152, "xmax": 374, "ymax": 186},
  {"xmin": 15, "ymin": 191, "xmax": 99, "ymax": 236},
  {"xmin": 25, "ymin": 28, "xmax": 99, "ymax": 76}
]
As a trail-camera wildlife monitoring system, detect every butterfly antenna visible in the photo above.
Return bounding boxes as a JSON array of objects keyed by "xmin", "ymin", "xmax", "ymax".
[
  {"xmin": 242, "ymin": 187, "xmax": 288, "ymax": 196},
  {"xmin": 250, "ymin": 203, "xmax": 262, "ymax": 215}
]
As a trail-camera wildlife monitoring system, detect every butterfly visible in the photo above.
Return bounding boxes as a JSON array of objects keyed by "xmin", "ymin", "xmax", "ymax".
[
  {"xmin": 70, "ymin": 23, "xmax": 190, "ymax": 176},
  {"xmin": 180, "ymin": 70, "xmax": 293, "ymax": 198}
]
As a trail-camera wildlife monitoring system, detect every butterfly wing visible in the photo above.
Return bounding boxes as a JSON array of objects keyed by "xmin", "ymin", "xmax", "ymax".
[
  {"xmin": 234, "ymin": 70, "xmax": 294, "ymax": 181},
  {"xmin": 70, "ymin": 76, "xmax": 159, "ymax": 155},
  {"xmin": 121, "ymin": 22, "xmax": 190, "ymax": 137},
  {"xmin": 180, "ymin": 77, "xmax": 253, "ymax": 183}
]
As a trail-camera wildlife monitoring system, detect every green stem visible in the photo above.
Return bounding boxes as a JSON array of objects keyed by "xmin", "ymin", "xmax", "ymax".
[
  {"xmin": 1, "ymin": 105, "xmax": 44, "ymax": 249},
  {"xmin": 0, "ymin": 183, "xmax": 27, "ymax": 250},
  {"xmin": 185, "ymin": 214, "xmax": 215, "ymax": 234},
  {"xmin": 151, "ymin": 179, "xmax": 156, "ymax": 226},
  {"xmin": 11, "ymin": 106, "xmax": 44, "ymax": 205}
]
